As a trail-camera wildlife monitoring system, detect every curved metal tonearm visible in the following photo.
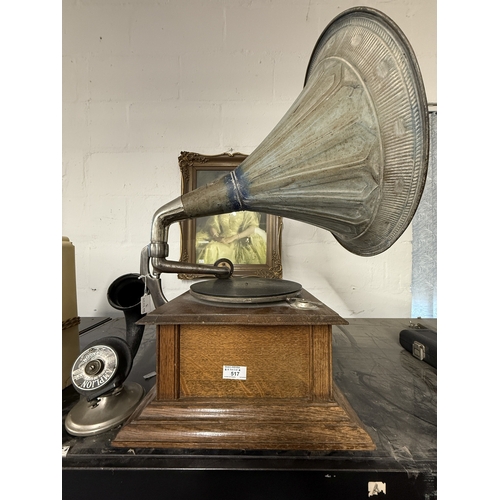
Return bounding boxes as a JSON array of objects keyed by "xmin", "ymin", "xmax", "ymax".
[{"xmin": 140, "ymin": 195, "xmax": 234, "ymax": 308}]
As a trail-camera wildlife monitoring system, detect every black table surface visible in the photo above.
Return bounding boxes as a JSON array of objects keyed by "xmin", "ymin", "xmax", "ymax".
[{"xmin": 62, "ymin": 316, "xmax": 437, "ymax": 500}]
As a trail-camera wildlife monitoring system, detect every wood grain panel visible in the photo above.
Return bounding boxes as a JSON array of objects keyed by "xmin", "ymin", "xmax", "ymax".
[
  {"xmin": 179, "ymin": 324, "xmax": 311, "ymax": 398},
  {"xmin": 113, "ymin": 397, "xmax": 376, "ymax": 450},
  {"xmin": 156, "ymin": 325, "xmax": 180, "ymax": 400},
  {"xmin": 311, "ymin": 324, "xmax": 333, "ymax": 401},
  {"xmin": 138, "ymin": 399, "xmax": 350, "ymax": 422},
  {"xmin": 113, "ymin": 422, "xmax": 374, "ymax": 450}
]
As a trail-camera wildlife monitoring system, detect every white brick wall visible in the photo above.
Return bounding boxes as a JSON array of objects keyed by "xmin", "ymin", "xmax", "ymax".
[{"xmin": 62, "ymin": 0, "xmax": 437, "ymax": 318}]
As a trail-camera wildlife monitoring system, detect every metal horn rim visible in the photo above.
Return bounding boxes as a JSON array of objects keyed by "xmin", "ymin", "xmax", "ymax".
[{"xmin": 305, "ymin": 7, "xmax": 429, "ymax": 256}]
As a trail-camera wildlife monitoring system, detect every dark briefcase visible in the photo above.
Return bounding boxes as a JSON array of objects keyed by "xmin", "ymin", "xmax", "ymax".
[{"xmin": 399, "ymin": 328, "xmax": 437, "ymax": 368}]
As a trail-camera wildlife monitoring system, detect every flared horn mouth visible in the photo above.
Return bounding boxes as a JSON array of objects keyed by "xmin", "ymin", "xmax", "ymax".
[
  {"xmin": 107, "ymin": 273, "xmax": 144, "ymax": 311},
  {"xmin": 107, "ymin": 273, "xmax": 146, "ymax": 359},
  {"xmin": 149, "ymin": 7, "xmax": 428, "ymax": 268}
]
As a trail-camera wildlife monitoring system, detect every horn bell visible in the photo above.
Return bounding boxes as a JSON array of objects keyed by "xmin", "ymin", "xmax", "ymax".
[{"xmin": 179, "ymin": 7, "xmax": 429, "ymax": 257}]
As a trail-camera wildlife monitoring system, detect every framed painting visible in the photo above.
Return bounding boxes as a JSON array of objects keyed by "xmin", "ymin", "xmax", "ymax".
[{"xmin": 178, "ymin": 151, "xmax": 283, "ymax": 280}]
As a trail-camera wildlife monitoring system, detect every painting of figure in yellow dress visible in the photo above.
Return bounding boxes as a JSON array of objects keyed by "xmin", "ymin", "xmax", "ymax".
[{"xmin": 195, "ymin": 211, "xmax": 267, "ymax": 265}]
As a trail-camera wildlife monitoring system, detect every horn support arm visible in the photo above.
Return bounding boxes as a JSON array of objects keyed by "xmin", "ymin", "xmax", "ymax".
[
  {"xmin": 150, "ymin": 196, "xmax": 186, "ymax": 260},
  {"xmin": 144, "ymin": 182, "xmax": 238, "ymax": 308},
  {"xmin": 150, "ymin": 173, "xmax": 244, "ymax": 260}
]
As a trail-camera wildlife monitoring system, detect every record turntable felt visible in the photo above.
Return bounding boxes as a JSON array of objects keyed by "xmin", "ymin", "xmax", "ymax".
[{"xmin": 189, "ymin": 277, "xmax": 302, "ymax": 304}]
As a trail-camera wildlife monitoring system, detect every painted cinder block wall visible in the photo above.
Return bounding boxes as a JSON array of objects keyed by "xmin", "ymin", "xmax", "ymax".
[{"xmin": 62, "ymin": 0, "xmax": 437, "ymax": 318}]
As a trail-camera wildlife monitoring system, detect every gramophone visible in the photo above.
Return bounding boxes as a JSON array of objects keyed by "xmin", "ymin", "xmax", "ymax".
[{"xmin": 66, "ymin": 7, "xmax": 429, "ymax": 449}]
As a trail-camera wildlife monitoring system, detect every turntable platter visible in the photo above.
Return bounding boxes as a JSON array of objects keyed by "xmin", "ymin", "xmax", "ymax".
[{"xmin": 190, "ymin": 277, "xmax": 302, "ymax": 304}]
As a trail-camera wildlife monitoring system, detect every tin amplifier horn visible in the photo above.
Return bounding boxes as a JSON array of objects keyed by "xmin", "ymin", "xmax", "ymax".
[{"xmin": 142, "ymin": 7, "xmax": 429, "ymax": 307}]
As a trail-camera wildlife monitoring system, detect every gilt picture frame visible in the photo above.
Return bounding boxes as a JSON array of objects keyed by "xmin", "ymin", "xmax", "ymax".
[{"xmin": 178, "ymin": 151, "xmax": 283, "ymax": 280}]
